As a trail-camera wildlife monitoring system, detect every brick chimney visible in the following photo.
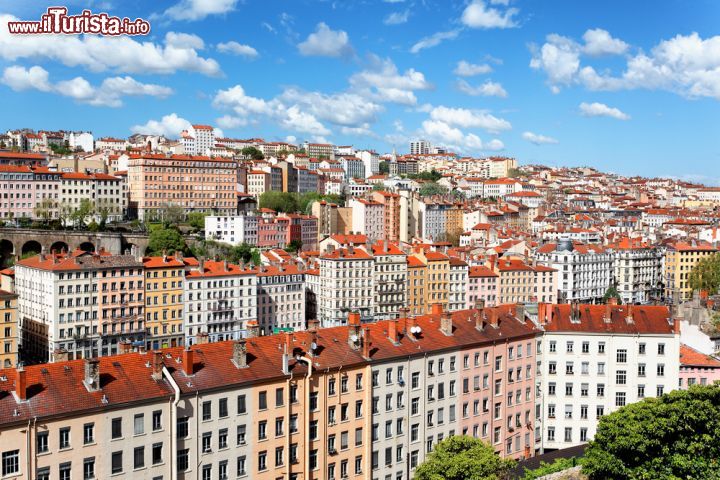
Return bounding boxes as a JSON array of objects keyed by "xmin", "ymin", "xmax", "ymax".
[
  {"xmin": 538, "ymin": 303, "xmax": 547, "ymax": 325},
  {"xmin": 673, "ymin": 317, "xmax": 681, "ymax": 335},
  {"xmin": 515, "ymin": 303, "xmax": 525, "ymax": 322},
  {"xmin": 196, "ymin": 332, "xmax": 209, "ymax": 344},
  {"xmin": 474, "ymin": 298, "xmax": 485, "ymax": 310},
  {"xmin": 489, "ymin": 309, "xmax": 501, "ymax": 329},
  {"xmin": 406, "ymin": 316, "xmax": 420, "ymax": 340},
  {"xmin": 348, "ymin": 311, "xmax": 361, "ymax": 349},
  {"xmin": 118, "ymin": 341, "xmax": 132, "ymax": 354},
  {"xmin": 54, "ymin": 348, "xmax": 68, "ymax": 363},
  {"xmin": 15, "ymin": 365, "xmax": 27, "ymax": 401},
  {"xmin": 388, "ymin": 318, "xmax": 400, "ymax": 345},
  {"xmin": 440, "ymin": 311, "xmax": 453, "ymax": 336},
  {"xmin": 246, "ymin": 321, "xmax": 260, "ymax": 338},
  {"xmin": 182, "ymin": 348, "xmax": 194, "ymax": 376},
  {"xmin": 604, "ymin": 303, "xmax": 612, "ymax": 323},
  {"xmin": 431, "ymin": 303, "xmax": 443, "ymax": 315},
  {"xmin": 361, "ymin": 327, "xmax": 371, "ymax": 359},
  {"xmin": 83, "ymin": 358, "xmax": 100, "ymax": 392},
  {"xmin": 625, "ymin": 304, "xmax": 634, "ymax": 324},
  {"xmin": 608, "ymin": 297, "xmax": 618, "ymax": 306},
  {"xmin": 475, "ymin": 311, "xmax": 486, "ymax": 331},
  {"xmin": 308, "ymin": 319, "xmax": 320, "ymax": 331},
  {"xmin": 151, "ymin": 351, "xmax": 164, "ymax": 380},
  {"xmin": 232, "ymin": 339, "xmax": 248, "ymax": 368}
]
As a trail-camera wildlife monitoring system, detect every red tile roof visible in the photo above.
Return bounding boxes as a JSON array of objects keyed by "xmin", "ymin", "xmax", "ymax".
[
  {"xmin": 680, "ymin": 344, "xmax": 720, "ymax": 368},
  {"xmin": 539, "ymin": 303, "xmax": 674, "ymax": 335}
]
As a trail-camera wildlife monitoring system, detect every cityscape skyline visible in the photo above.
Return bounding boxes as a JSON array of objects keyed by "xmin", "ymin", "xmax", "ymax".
[{"xmin": 1, "ymin": 0, "xmax": 719, "ymax": 182}]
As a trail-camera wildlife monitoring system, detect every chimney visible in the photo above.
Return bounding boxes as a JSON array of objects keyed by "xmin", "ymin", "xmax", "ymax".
[
  {"xmin": 538, "ymin": 303, "xmax": 547, "ymax": 325},
  {"xmin": 608, "ymin": 297, "xmax": 618, "ymax": 306},
  {"xmin": 196, "ymin": 332, "xmax": 209, "ymax": 344},
  {"xmin": 604, "ymin": 303, "xmax": 613, "ymax": 324},
  {"xmin": 361, "ymin": 327, "xmax": 372, "ymax": 359},
  {"xmin": 151, "ymin": 351, "xmax": 164, "ymax": 380},
  {"xmin": 54, "ymin": 348, "xmax": 68, "ymax": 363},
  {"xmin": 246, "ymin": 321, "xmax": 260, "ymax": 338},
  {"xmin": 182, "ymin": 348, "xmax": 194, "ymax": 376},
  {"xmin": 118, "ymin": 341, "xmax": 132, "ymax": 354},
  {"xmin": 673, "ymin": 317, "xmax": 681, "ymax": 335},
  {"xmin": 515, "ymin": 303, "xmax": 525, "ymax": 322},
  {"xmin": 406, "ymin": 316, "xmax": 420, "ymax": 340},
  {"xmin": 474, "ymin": 298, "xmax": 485, "ymax": 310},
  {"xmin": 175, "ymin": 250, "xmax": 183, "ymax": 262},
  {"xmin": 431, "ymin": 303, "xmax": 443, "ymax": 316},
  {"xmin": 232, "ymin": 339, "xmax": 248, "ymax": 368},
  {"xmin": 83, "ymin": 358, "xmax": 100, "ymax": 391},
  {"xmin": 475, "ymin": 311, "xmax": 486, "ymax": 331},
  {"xmin": 625, "ymin": 304, "xmax": 634, "ymax": 324},
  {"xmin": 440, "ymin": 311, "xmax": 453, "ymax": 336},
  {"xmin": 15, "ymin": 366, "xmax": 27, "ymax": 401},
  {"xmin": 348, "ymin": 312, "xmax": 361, "ymax": 350},
  {"xmin": 199, "ymin": 257, "xmax": 205, "ymax": 272},
  {"xmin": 489, "ymin": 309, "xmax": 501, "ymax": 329},
  {"xmin": 308, "ymin": 319, "xmax": 320, "ymax": 331},
  {"xmin": 223, "ymin": 260, "xmax": 229, "ymax": 271},
  {"xmin": 388, "ymin": 318, "xmax": 400, "ymax": 345},
  {"xmin": 570, "ymin": 301, "xmax": 580, "ymax": 323}
]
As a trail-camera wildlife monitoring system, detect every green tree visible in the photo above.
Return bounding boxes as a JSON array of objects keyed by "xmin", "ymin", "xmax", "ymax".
[
  {"xmin": 419, "ymin": 182, "xmax": 448, "ymax": 197},
  {"xmin": 371, "ymin": 183, "xmax": 385, "ymax": 191},
  {"xmin": 603, "ymin": 285, "xmax": 622, "ymax": 304},
  {"xmin": 507, "ymin": 167, "xmax": 523, "ymax": 178},
  {"xmin": 187, "ymin": 212, "xmax": 208, "ymax": 232},
  {"xmin": 147, "ymin": 227, "xmax": 188, "ymax": 256},
  {"xmin": 161, "ymin": 204, "xmax": 185, "ymax": 228},
  {"xmin": 241, "ymin": 146, "xmax": 264, "ymax": 160},
  {"xmin": 33, "ymin": 198, "xmax": 57, "ymax": 224},
  {"xmin": 70, "ymin": 199, "xmax": 94, "ymax": 229},
  {"xmin": 415, "ymin": 436, "xmax": 514, "ymax": 480},
  {"xmin": 49, "ymin": 143, "xmax": 73, "ymax": 155},
  {"xmin": 379, "ymin": 160, "xmax": 390, "ymax": 174},
  {"xmin": 259, "ymin": 191, "xmax": 299, "ymax": 213},
  {"xmin": 286, "ymin": 239, "xmax": 303, "ymax": 253},
  {"xmin": 583, "ymin": 385, "xmax": 720, "ymax": 480},
  {"xmin": 409, "ymin": 169, "xmax": 442, "ymax": 182},
  {"xmin": 688, "ymin": 253, "xmax": 720, "ymax": 295}
]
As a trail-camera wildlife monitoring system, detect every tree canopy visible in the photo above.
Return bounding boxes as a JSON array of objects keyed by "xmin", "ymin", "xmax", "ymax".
[
  {"xmin": 259, "ymin": 191, "xmax": 300, "ymax": 213},
  {"xmin": 414, "ymin": 436, "xmax": 514, "ymax": 480},
  {"xmin": 688, "ymin": 253, "xmax": 720, "ymax": 295},
  {"xmin": 583, "ymin": 385, "xmax": 720, "ymax": 480},
  {"xmin": 147, "ymin": 227, "xmax": 188, "ymax": 256},
  {"xmin": 419, "ymin": 182, "xmax": 449, "ymax": 197},
  {"xmin": 603, "ymin": 285, "xmax": 622, "ymax": 304},
  {"xmin": 187, "ymin": 212, "xmax": 208, "ymax": 232},
  {"xmin": 241, "ymin": 146, "xmax": 264, "ymax": 160},
  {"xmin": 409, "ymin": 169, "xmax": 443, "ymax": 182}
]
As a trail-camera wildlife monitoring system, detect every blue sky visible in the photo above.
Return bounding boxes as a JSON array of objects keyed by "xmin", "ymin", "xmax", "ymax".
[{"xmin": 1, "ymin": 0, "xmax": 719, "ymax": 181}]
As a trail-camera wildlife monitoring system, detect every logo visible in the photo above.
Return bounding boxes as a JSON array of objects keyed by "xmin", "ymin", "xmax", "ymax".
[{"xmin": 7, "ymin": 7, "xmax": 151, "ymax": 36}]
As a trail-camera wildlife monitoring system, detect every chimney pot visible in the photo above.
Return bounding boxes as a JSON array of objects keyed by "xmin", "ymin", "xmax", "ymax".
[
  {"xmin": 15, "ymin": 366, "xmax": 27, "ymax": 401},
  {"xmin": 362, "ymin": 327, "xmax": 371, "ymax": 359},
  {"xmin": 431, "ymin": 303, "xmax": 443, "ymax": 316},
  {"xmin": 440, "ymin": 312, "xmax": 453, "ymax": 336},
  {"xmin": 182, "ymin": 348, "xmax": 194, "ymax": 376},
  {"xmin": 232, "ymin": 339, "xmax": 248, "ymax": 368},
  {"xmin": 388, "ymin": 319, "xmax": 400, "ymax": 344},
  {"xmin": 83, "ymin": 358, "xmax": 101, "ymax": 391},
  {"xmin": 246, "ymin": 321, "xmax": 260, "ymax": 338},
  {"xmin": 151, "ymin": 351, "xmax": 164, "ymax": 380}
]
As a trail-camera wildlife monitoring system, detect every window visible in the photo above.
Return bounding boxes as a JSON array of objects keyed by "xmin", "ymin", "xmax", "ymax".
[
  {"xmin": 411, "ymin": 372, "xmax": 420, "ymax": 389},
  {"xmin": 615, "ymin": 392, "xmax": 626, "ymax": 407},
  {"xmin": 37, "ymin": 431, "xmax": 49, "ymax": 453},
  {"xmin": 152, "ymin": 443, "xmax": 163, "ymax": 465},
  {"xmin": 639, "ymin": 343, "xmax": 646, "ymax": 354},
  {"xmin": 566, "ymin": 341, "xmax": 574, "ymax": 353},
  {"xmin": 598, "ymin": 342, "xmax": 605, "ymax": 354},
  {"xmin": 258, "ymin": 421, "xmax": 267, "ymax": 440},
  {"xmin": 134, "ymin": 446, "xmax": 145, "ymax": 469},
  {"xmin": 564, "ymin": 427, "xmax": 572, "ymax": 442},
  {"xmin": 616, "ymin": 349, "xmax": 627, "ymax": 363},
  {"xmin": 60, "ymin": 463, "xmax": 71, "ymax": 480},
  {"xmin": 152, "ymin": 411, "xmax": 162, "ymax": 431},
  {"xmin": 657, "ymin": 385, "xmax": 665, "ymax": 396},
  {"xmin": 177, "ymin": 449, "xmax": 189, "ymax": 472},
  {"xmin": 310, "ymin": 392, "xmax": 318, "ymax": 411},
  {"xmin": 548, "ymin": 362, "xmax": 557, "ymax": 375},
  {"xmin": 60, "ymin": 427, "xmax": 71, "ymax": 449},
  {"xmin": 219, "ymin": 428, "xmax": 229, "ymax": 448},
  {"xmin": 112, "ymin": 451, "xmax": 123, "ymax": 474},
  {"xmin": 202, "ymin": 432, "xmax": 212, "ymax": 453},
  {"xmin": 275, "ymin": 388, "xmax": 284, "ymax": 407},
  {"xmin": 237, "ymin": 394, "xmax": 247, "ymax": 414},
  {"xmin": 219, "ymin": 398, "xmax": 229, "ymax": 417},
  {"xmin": 258, "ymin": 451, "xmax": 267, "ymax": 471},
  {"xmin": 177, "ymin": 417, "xmax": 189, "ymax": 438},
  {"xmin": 202, "ymin": 401, "xmax": 212, "ymax": 420},
  {"xmin": 566, "ymin": 362, "xmax": 574, "ymax": 375},
  {"xmin": 598, "ymin": 362, "xmax": 605, "ymax": 375},
  {"xmin": 547, "ymin": 427, "xmax": 555, "ymax": 441},
  {"xmin": 236, "ymin": 456, "xmax": 246, "ymax": 476},
  {"xmin": 580, "ymin": 427, "xmax": 588, "ymax": 442},
  {"xmin": 616, "ymin": 370, "xmax": 627, "ymax": 385},
  {"xmin": 597, "ymin": 383, "xmax": 605, "ymax": 397},
  {"xmin": 259, "ymin": 391, "xmax": 268, "ymax": 410},
  {"xmin": 1, "ymin": 450, "xmax": 19, "ymax": 476},
  {"xmin": 658, "ymin": 364, "xmax": 665, "ymax": 377},
  {"xmin": 329, "ymin": 377, "xmax": 337, "ymax": 395},
  {"xmin": 275, "ymin": 447, "xmax": 284, "ymax": 467},
  {"xmin": 582, "ymin": 341, "xmax": 590, "ymax": 353},
  {"xmin": 237, "ymin": 425, "xmax": 246, "ymax": 445},
  {"xmin": 83, "ymin": 457, "xmax": 95, "ymax": 480},
  {"xmin": 638, "ymin": 385, "xmax": 645, "ymax": 398},
  {"xmin": 134, "ymin": 414, "xmax": 144, "ymax": 435},
  {"xmin": 597, "ymin": 406, "xmax": 605, "ymax": 418},
  {"xmin": 202, "ymin": 465, "xmax": 211, "ymax": 480},
  {"xmin": 658, "ymin": 343, "xmax": 665, "ymax": 355},
  {"xmin": 549, "ymin": 341, "xmax": 556, "ymax": 353},
  {"xmin": 638, "ymin": 364, "xmax": 646, "ymax": 377}
]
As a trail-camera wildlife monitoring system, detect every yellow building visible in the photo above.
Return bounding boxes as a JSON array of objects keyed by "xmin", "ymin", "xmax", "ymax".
[
  {"xmin": 664, "ymin": 241, "xmax": 718, "ymax": 302},
  {"xmin": 413, "ymin": 249, "xmax": 450, "ymax": 314},
  {"xmin": 492, "ymin": 257, "xmax": 538, "ymax": 304},
  {"xmin": 446, "ymin": 202, "xmax": 464, "ymax": 242},
  {"xmin": 407, "ymin": 255, "xmax": 426, "ymax": 316},
  {"xmin": 0, "ymin": 290, "xmax": 18, "ymax": 368},
  {"xmin": 144, "ymin": 253, "xmax": 188, "ymax": 350}
]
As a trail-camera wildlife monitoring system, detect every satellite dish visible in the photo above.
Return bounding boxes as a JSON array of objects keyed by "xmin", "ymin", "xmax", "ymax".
[
  {"xmin": 351, "ymin": 335, "xmax": 358, "ymax": 342},
  {"xmin": 88, "ymin": 377, "xmax": 94, "ymax": 384},
  {"xmin": 311, "ymin": 342, "xmax": 318, "ymax": 350}
]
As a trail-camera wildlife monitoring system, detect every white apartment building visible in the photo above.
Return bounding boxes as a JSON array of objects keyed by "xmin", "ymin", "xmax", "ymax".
[
  {"xmin": 60, "ymin": 172, "xmax": 125, "ymax": 223},
  {"xmin": 182, "ymin": 124, "xmax": 215, "ymax": 156},
  {"xmin": 350, "ymin": 198, "xmax": 384, "ymax": 243},
  {"xmin": 535, "ymin": 303, "xmax": 680, "ymax": 451},
  {"xmin": 257, "ymin": 264, "xmax": 306, "ymax": 333},
  {"xmin": 205, "ymin": 214, "xmax": 259, "ymax": 245},
  {"xmin": 448, "ymin": 257, "xmax": 469, "ymax": 312},
  {"xmin": 535, "ymin": 240, "xmax": 613, "ymax": 303},
  {"xmin": 356, "ymin": 150, "xmax": 380, "ymax": 178},
  {"xmin": 409, "ymin": 140, "xmax": 431, "ymax": 155},
  {"xmin": 371, "ymin": 242, "xmax": 407, "ymax": 319},
  {"xmin": 418, "ymin": 200, "xmax": 450, "ymax": 243},
  {"xmin": 607, "ymin": 239, "xmax": 664, "ymax": 304},
  {"xmin": 318, "ymin": 246, "xmax": 374, "ymax": 327},
  {"xmin": 341, "ymin": 156, "xmax": 366, "ymax": 180},
  {"xmin": 184, "ymin": 260, "xmax": 257, "ymax": 344},
  {"xmin": 67, "ymin": 131, "xmax": 94, "ymax": 152}
]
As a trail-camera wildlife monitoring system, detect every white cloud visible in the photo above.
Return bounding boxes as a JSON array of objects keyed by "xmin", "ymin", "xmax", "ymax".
[
  {"xmin": 1, "ymin": 65, "xmax": 172, "ymax": 107},
  {"xmin": 131, "ymin": 113, "xmax": 192, "ymax": 137},
  {"xmin": 457, "ymin": 79, "xmax": 508, "ymax": 98},
  {"xmin": 579, "ymin": 101, "xmax": 630, "ymax": 120},
  {"xmin": 531, "ymin": 30, "xmax": 720, "ymax": 100},
  {"xmin": 485, "ymin": 139, "xmax": 505, "ymax": 151},
  {"xmin": 429, "ymin": 106, "xmax": 511, "ymax": 133},
  {"xmin": 1, "ymin": 65, "xmax": 51, "ymax": 91},
  {"xmin": 297, "ymin": 23, "xmax": 353, "ymax": 57},
  {"xmin": 420, "ymin": 120, "xmax": 503, "ymax": 154},
  {"xmin": 217, "ymin": 41, "xmax": 259, "ymax": 58},
  {"xmin": 522, "ymin": 131, "xmax": 558, "ymax": 145},
  {"xmin": 0, "ymin": 16, "xmax": 221, "ymax": 76},
  {"xmin": 212, "ymin": 84, "xmax": 274, "ymax": 116},
  {"xmin": 410, "ymin": 29, "xmax": 460, "ymax": 54},
  {"xmin": 582, "ymin": 28, "xmax": 628, "ymax": 56},
  {"xmin": 162, "ymin": 0, "xmax": 238, "ymax": 21},
  {"xmin": 285, "ymin": 135, "xmax": 297, "ymax": 144},
  {"xmin": 281, "ymin": 106, "xmax": 330, "ymax": 136},
  {"xmin": 384, "ymin": 10, "xmax": 410, "ymax": 25},
  {"xmin": 461, "ymin": 0, "xmax": 519, "ymax": 29},
  {"xmin": 216, "ymin": 114, "xmax": 247, "ymax": 129},
  {"xmin": 279, "ymin": 88, "xmax": 383, "ymax": 127},
  {"xmin": 349, "ymin": 55, "xmax": 432, "ymax": 105},
  {"xmin": 454, "ymin": 60, "xmax": 493, "ymax": 76}
]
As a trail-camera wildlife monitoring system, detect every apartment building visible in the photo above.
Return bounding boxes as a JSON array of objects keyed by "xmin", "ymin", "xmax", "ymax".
[
  {"xmin": 60, "ymin": 172, "xmax": 125, "ymax": 223},
  {"xmin": 0, "ymin": 289, "xmax": 18, "ymax": 368},
  {"xmin": 0, "ymin": 165, "xmax": 61, "ymax": 220},
  {"xmin": 678, "ymin": 344, "xmax": 720, "ymax": 388},
  {"xmin": 492, "ymin": 258, "xmax": 557, "ymax": 305},
  {"xmin": 407, "ymin": 256, "xmax": 426, "ymax": 317},
  {"xmin": 127, "ymin": 154, "xmax": 236, "ymax": 220},
  {"xmin": 607, "ymin": 237, "xmax": 663, "ymax": 304},
  {"xmin": 664, "ymin": 241, "xmax": 718, "ymax": 302},
  {"xmin": 184, "ymin": 260, "xmax": 257, "ymax": 344},
  {"xmin": 536, "ymin": 302, "xmax": 679, "ymax": 451},
  {"xmin": 371, "ymin": 242, "xmax": 407, "ymax": 320},
  {"xmin": 350, "ymin": 198, "xmax": 384, "ymax": 244},
  {"xmin": 305, "ymin": 142, "xmax": 335, "ymax": 159},
  {"xmin": 535, "ymin": 240, "xmax": 613, "ymax": 303},
  {"xmin": 0, "ymin": 305, "xmax": 542, "ymax": 480},
  {"xmin": 318, "ymin": 246, "xmax": 374, "ymax": 327},
  {"xmin": 413, "ymin": 250, "xmax": 450, "ymax": 314},
  {"xmin": 448, "ymin": 257, "xmax": 469, "ymax": 312},
  {"xmin": 144, "ymin": 254, "xmax": 187, "ymax": 350},
  {"xmin": 205, "ymin": 214, "xmax": 259, "ymax": 245},
  {"xmin": 182, "ymin": 124, "xmax": 215, "ymax": 155},
  {"xmin": 467, "ymin": 266, "xmax": 498, "ymax": 308},
  {"xmin": 371, "ymin": 191, "xmax": 401, "ymax": 242},
  {"xmin": 257, "ymin": 264, "xmax": 305, "ymax": 333},
  {"xmin": 14, "ymin": 250, "xmax": 144, "ymax": 363}
]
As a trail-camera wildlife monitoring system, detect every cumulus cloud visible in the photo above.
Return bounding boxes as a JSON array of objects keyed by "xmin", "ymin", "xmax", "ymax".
[
  {"xmin": 1, "ymin": 65, "xmax": 173, "ymax": 107},
  {"xmin": 461, "ymin": 0, "xmax": 519, "ymax": 29},
  {"xmin": 420, "ymin": 119, "xmax": 504, "ymax": 154},
  {"xmin": 410, "ymin": 29, "xmax": 460, "ymax": 53},
  {"xmin": 384, "ymin": 10, "xmax": 410, "ymax": 25},
  {"xmin": 349, "ymin": 55, "xmax": 432, "ymax": 105},
  {"xmin": 522, "ymin": 131, "xmax": 558, "ymax": 145},
  {"xmin": 162, "ymin": 0, "xmax": 238, "ymax": 21},
  {"xmin": 579, "ymin": 101, "xmax": 630, "ymax": 120},
  {"xmin": 217, "ymin": 41, "xmax": 259, "ymax": 58},
  {"xmin": 215, "ymin": 114, "xmax": 248, "ymax": 129},
  {"xmin": 279, "ymin": 88, "xmax": 384, "ymax": 127},
  {"xmin": 531, "ymin": 30, "xmax": 720, "ymax": 100},
  {"xmin": 454, "ymin": 60, "xmax": 493, "ymax": 77},
  {"xmin": 457, "ymin": 79, "xmax": 508, "ymax": 97},
  {"xmin": 131, "ymin": 113, "xmax": 192, "ymax": 137},
  {"xmin": 429, "ymin": 106, "xmax": 511, "ymax": 133},
  {"xmin": 0, "ymin": 16, "xmax": 221, "ymax": 76},
  {"xmin": 298, "ymin": 23, "xmax": 353, "ymax": 57},
  {"xmin": 582, "ymin": 28, "xmax": 629, "ymax": 56}
]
